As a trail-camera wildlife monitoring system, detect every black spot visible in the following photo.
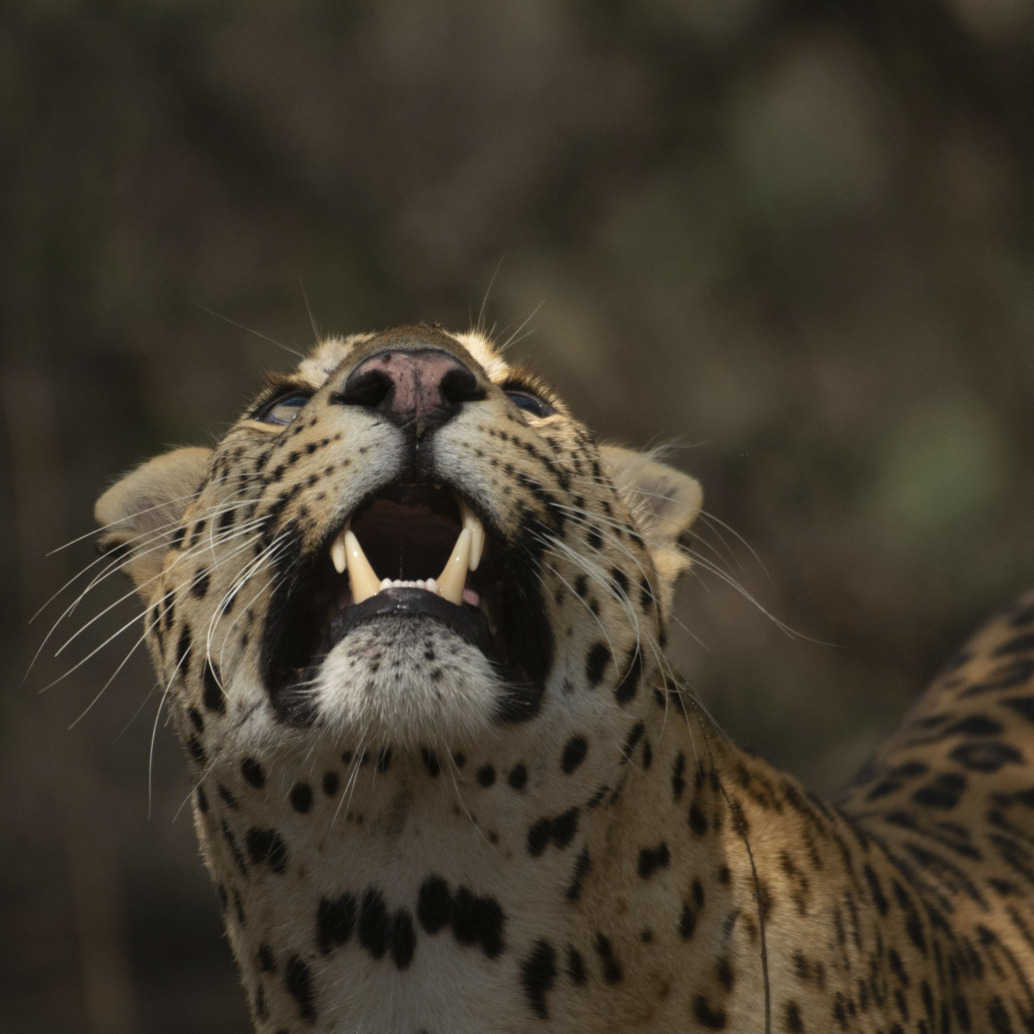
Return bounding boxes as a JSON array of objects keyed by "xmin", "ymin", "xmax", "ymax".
[
  {"xmin": 520, "ymin": 941, "xmax": 556, "ymax": 1019},
  {"xmin": 390, "ymin": 910, "xmax": 416, "ymax": 970},
  {"xmin": 176, "ymin": 625, "xmax": 193, "ymax": 675},
  {"xmin": 994, "ymin": 632, "xmax": 1034, "ymax": 656},
  {"xmin": 679, "ymin": 904, "xmax": 696, "ymax": 939},
  {"xmin": 187, "ymin": 518, "xmax": 207, "ymax": 549},
  {"xmin": 322, "ymin": 771, "xmax": 340, "ymax": 796},
  {"xmin": 688, "ymin": 802, "xmax": 708, "ymax": 835},
  {"xmin": 258, "ymin": 943, "xmax": 275, "ymax": 972},
  {"xmin": 610, "ymin": 567, "xmax": 629, "ymax": 599},
  {"xmin": 376, "ymin": 747, "xmax": 393, "ymax": 773},
  {"xmin": 561, "ymin": 736, "xmax": 588, "ymax": 774},
  {"xmin": 317, "ymin": 894, "xmax": 357, "ymax": 954},
  {"xmin": 637, "ymin": 842, "xmax": 671, "ymax": 879},
  {"xmin": 476, "ymin": 764, "xmax": 496, "ymax": 788},
  {"xmin": 987, "ymin": 995, "xmax": 1016, "ymax": 1033},
  {"xmin": 196, "ymin": 785, "xmax": 209, "ymax": 813},
  {"xmin": 864, "ymin": 864, "xmax": 889, "ymax": 916},
  {"xmin": 451, "ymin": 887, "xmax": 505, "ymax": 958},
  {"xmin": 671, "ymin": 752, "xmax": 687, "ymax": 801},
  {"xmin": 202, "ymin": 659, "xmax": 226, "ymax": 714},
  {"xmin": 508, "ymin": 764, "xmax": 528, "ymax": 791},
  {"xmin": 785, "ymin": 1001, "xmax": 805, "ymax": 1033},
  {"xmin": 241, "ymin": 757, "xmax": 265, "ymax": 788},
  {"xmin": 245, "ymin": 828, "xmax": 288, "ymax": 874},
  {"xmin": 716, "ymin": 956, "xmax": 734, "ymax": 991},
  {"xmin": 594, "ymin": 933, "xmax": 623, "ymax": 983},
  {"xmin": 186, "ymin": 735, "xmax": 206, "ymax": 766},
  {"xmin": 567, "ymin": 945, "xmax": 587, "ymax": 985},
  {"xmin": 188, "ymin": 707, "xmax": 204, "ymax": 733},
  {"xmin": 566, "ymin": 846, "xmax": 591, "ymax": 901},
  {"xmin": 974, "ymin": 661, "xmax": 1034, "ymax": 696},
  {"xmin": 621, "ymin": 721, "xmax": 646, "ymax": 763},
  {"xmin": 220, "ymin": 820, "xmax": 248, "ymax": 874},
  {"xmin": 912, "ymin": 772, "xmax": 967, "ymax": 809},
  {"xmin": 218, "ymin": 784, "xmax": 239, "ymax": 809},
  {"xmin": 527, "ymin": 808, "xmax": 580, "ymax": 856},
  {"xmin": 290, "ymin": 784, "xmax": 313, "ymax": 813},
  {"xmin": 586, "ymin": 528, "xmax": 602, "ymax": 551},
  {"xmin": 421, "ymin": 747, "xmax": 441, "ymax": 777},
  {"xmin": 614, "ymin": 644, "xmax": 643, "ymax": 704},
  {"xmin": 946, "ymin": 714, "xmax": 1002, "ymax": 736},
  {"xmin": 417, "ymin": 876, "xmax": 452, "ymax": 934},
  {"xmin": 893, "ymin": 881, "xmax": 927, "ymax": 954},
  {"xmin": 359, "ymin": 889, "xmax": 389, "ymax": 958},
  {"xmin": 951, "ymin": 740, "xmax": 1023, "ymax": 773},
  {"xmin": 585, "ymin": 642, "xmax": 611, "ymax": 687},
  {"xmin": 284, "ymin": 955, "xmax": 316, "ymax": 1022},
  {"xmin": 694, "ymin": 996, "xmax": 727, "ymax": 1030},
  {"xmin": 190, "ymin": 568, "xmax": 211, "ymax": 599}
]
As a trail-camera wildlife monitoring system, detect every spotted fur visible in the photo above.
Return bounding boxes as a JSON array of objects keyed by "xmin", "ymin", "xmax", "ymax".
[{"xmin": 94, "ymin": 325, "xmax": 1034, "ymax": 1033}]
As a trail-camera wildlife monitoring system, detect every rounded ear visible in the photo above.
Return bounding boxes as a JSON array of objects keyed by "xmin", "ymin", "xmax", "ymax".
[
  {"xmin": 599, "ymin": 445, "xmax": 702, "ymax": 620},
  {"xmin": 95, "ymin": 447, "xmax": 213, "ymax": 597}
]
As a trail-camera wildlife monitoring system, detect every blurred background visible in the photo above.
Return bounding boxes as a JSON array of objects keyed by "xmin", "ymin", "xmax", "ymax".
[{"xmin": 3, "ymin": 2, "xmax": 1033, "ymax": 1031}]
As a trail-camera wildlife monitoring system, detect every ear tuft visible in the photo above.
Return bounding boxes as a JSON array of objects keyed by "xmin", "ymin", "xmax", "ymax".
[{"xmin": 95, "ymin": 447, "xmax": 213, "ymax": 597}]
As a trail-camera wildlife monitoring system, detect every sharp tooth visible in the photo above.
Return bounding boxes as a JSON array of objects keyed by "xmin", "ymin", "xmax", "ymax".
[
  {"xmin": 330, "ymin": 527, "xmax": 349, "ymax": 574},
  {"xmin": 345, "ymin": 529, "xmax": 381, "ymax": 604},
  {"xmin": 459, "ymin": 500, "xmax": 485, "ymax": 572},
  {"xmin": 437, "ymin": 527, "xmax": 471, "ymax": 606}
]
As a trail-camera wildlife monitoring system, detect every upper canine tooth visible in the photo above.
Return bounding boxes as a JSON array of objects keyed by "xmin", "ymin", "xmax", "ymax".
[
  {"xmin": 459, "ymin": 500, "xmax": 485, "ymax": 572},
  {"xmin": 344, "ymin": 529, "xmax": 381, "ymax": 604},
  {"xmin": 437, "ymin": 527, "xmax": 471, "ymax": 606},
  {"xmin": 330, "ymin": 527, "xmax": 349, "ymax": 574}
]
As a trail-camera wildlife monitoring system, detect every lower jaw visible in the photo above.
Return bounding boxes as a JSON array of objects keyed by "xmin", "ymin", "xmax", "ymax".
[{"xmin": 269, "ymin": 590, "xmax": 547, "ymax": 731}]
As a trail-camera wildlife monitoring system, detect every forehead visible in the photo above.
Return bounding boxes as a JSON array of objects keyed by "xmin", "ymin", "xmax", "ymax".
[{"xmin": 296, "ymin": 329, "xmax": 513, "ymax": 388}]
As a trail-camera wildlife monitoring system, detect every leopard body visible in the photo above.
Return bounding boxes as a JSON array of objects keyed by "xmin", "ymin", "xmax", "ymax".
[{"xmin": 95, "ymin": 325, "xmax": 1034, "ymax": 1033}]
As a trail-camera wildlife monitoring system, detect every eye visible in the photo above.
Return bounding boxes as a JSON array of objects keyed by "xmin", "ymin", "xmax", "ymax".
[
  {"xmin": 504, "ymin": 389, "xmax": 555, "ymax": 418},
  {"xmin": 260, "ymin": 393, "xmax": 311, "ymax": 425}
]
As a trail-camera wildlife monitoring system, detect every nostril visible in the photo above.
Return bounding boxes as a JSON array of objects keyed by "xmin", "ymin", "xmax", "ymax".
[
  {"xmin": 440, "ymin": 366, "xmax": 482, "ymax": 406},
  {"xmin": 334, "ymin": 367, "xmax": 393, "ymax": 408}
]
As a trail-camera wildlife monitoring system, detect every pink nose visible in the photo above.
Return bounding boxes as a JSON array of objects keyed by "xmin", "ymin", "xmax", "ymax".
[{"xmin": 335, "ymin": 349, "xmax": 484, "ymax": 432}]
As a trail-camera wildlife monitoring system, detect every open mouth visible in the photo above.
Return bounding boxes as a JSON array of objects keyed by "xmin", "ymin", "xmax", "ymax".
[{"xmin": 261, "ymin": 484, "xmax": 551, "ymax": 725}]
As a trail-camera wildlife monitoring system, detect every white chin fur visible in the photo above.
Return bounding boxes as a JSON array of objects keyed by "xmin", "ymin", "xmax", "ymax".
[{"xmin": 311, "ymin": 624, "xmax": 499, "ymax": 747}]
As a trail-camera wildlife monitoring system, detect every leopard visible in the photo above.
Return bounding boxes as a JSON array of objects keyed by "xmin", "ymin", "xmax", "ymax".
[{"xmin": 93, "ymin": 323, "xmax": 1034, "ymax": 1033}]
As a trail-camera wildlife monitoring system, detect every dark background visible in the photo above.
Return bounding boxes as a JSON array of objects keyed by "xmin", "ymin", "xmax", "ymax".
[{"xmin": 3, "ymin": 3, "xmax": 1033, "ymax": 1031}]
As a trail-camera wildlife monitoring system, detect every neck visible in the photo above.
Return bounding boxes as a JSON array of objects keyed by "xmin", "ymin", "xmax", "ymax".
[{"xmin": 193, "ymin": 680, "xmax": 938, "ymax": 1033}]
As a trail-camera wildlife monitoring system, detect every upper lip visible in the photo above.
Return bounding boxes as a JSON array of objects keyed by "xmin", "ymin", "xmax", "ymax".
[{"xmin": 260, "ymin": 483, "xmax": 552, "ymax": 725}]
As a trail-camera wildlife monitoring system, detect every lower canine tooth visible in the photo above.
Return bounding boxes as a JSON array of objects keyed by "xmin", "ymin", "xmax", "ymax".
[
  {"xmin": 344, "ymin": 530, "xmax": 381, "ymax": 604},
  {"xmin": 437, "ymin": 527, "xmax": 471, "ymax": 605}
]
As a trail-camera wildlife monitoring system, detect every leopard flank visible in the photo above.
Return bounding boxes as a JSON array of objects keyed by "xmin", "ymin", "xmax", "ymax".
[{"xmin": 94, "ymin": 325, "xmax": 1034, "ymax": 1033}]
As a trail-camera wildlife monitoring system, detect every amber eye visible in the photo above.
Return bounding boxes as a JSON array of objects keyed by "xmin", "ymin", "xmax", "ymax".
[
  {"xmin": 504, "ymin": 389, "xmax": 555, "ymax": 418},
  {"xmin": 260, "ymin": 393, "xmax": 311, "ymax": 425}
]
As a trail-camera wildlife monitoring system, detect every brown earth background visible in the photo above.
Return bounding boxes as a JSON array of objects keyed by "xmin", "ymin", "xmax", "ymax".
[{"xmin": 3, "ymin": 3, "xmax": 1034, "ymax": 1031}]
